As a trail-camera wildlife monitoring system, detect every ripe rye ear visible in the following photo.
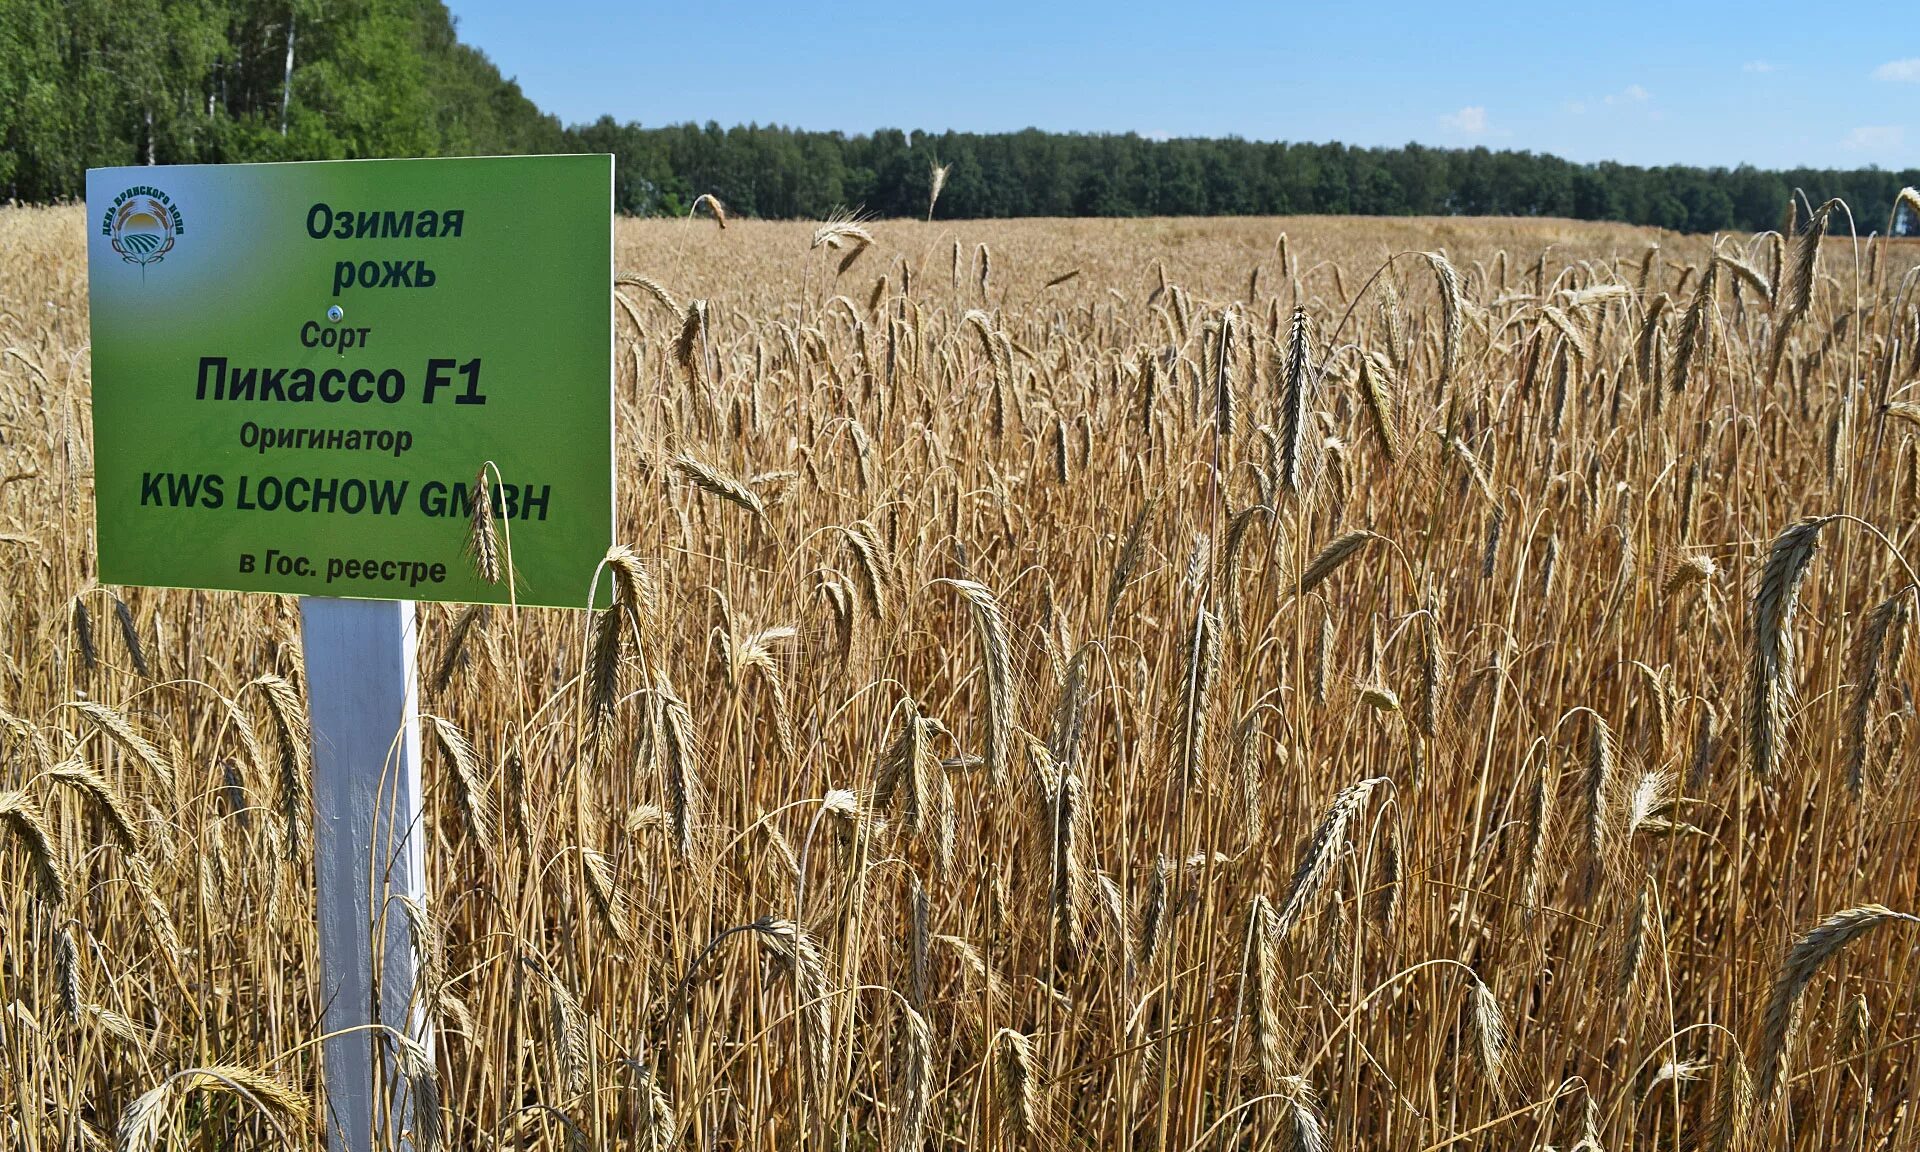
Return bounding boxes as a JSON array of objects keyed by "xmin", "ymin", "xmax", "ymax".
[
  {"xmin": 1574, "ymin": 708, "xmax": 1620, "ymax": 895},
  {"xmin": 1746, "ymin": 516, "xmax": 1830, "ymax": 779},
  {"xmin": 1239, "ymin": 894, "xmax": 1291, "ymax": 1085},
  {"xmin": 840, "ymin": 520, "xmax": 898, "ymax": 622},
  {"xmin": 71, "ymin": 595, "xmax": 97, "ymax": 671},
  {"xmin": 1103, "ymin": 492, "xmax": 1159, "ymax": 630},
  {"xmin": 654, "ymin": 672, "xmax": 704, "ymax": 860},
  {"xmin": 1373, "ymin": 820, "xmax": 1403, "ymax": 930},
  {"xmin": 876, "ymin": 699, "xmax": 954, "ymax": 875},
  {"xmin": 1174, "ymin": 608, "xmax": 1221, "ymax": 792},
  {"xmin": 927, "ymin": 162, "xmax": 950, "ymax": 220},
  {"xmin": 1670, "ymin": 256, "xmax": 1719, "ymax": 393},
  {"xmin": 1230, "ymin": 706, "xmax": 1270, "ymax": 848},
  {"xmin": 55, "ymin": 919, "xmax": 83, "ymax": 1020},
  {"xmin": 1356, "ymin": 351, "xmax": 1399, "ymax": 462},
  {"xmin": 1278, "ymin": 1075, "xmax": 1329, "ymax": 1152},
  {"xmin": 932, "ymin": 578, "xmax": 1017, "ymax": 787},
  {"xmin": 1276, "ymin": 776, "xmax": 1389, "ymax": 939},
  {"xmin": 689, "ymin": 192, "xmax": 727, "ymax": 228},
  {"xmin": 1520, "ymin": 748, "xmax": 1566, "ymax": 917},
  {"xmin": 587, "ymin": 546, "xmax": 657, "ymax": 766},
  {"xmin": 1137, "ymin": 856, "xmax": 1175, "ymax": 970},
  {"xmin": 1766, "ymin": 198, "xmax": 1840, "ymax": 388},
  {"xmin": 615, "ymin": 273, "xmax": 681, "ymax": 316},
  {"xmin": 1709, "ymin": 1047, "xmax": 1756, "ymax": 1152},
  {"xmin": 1717, "ymin": 248, "xmax": 1774, "ymax": 305},
  {"xmin": 49, "ymin": 758, "xmax": 141, "ymax": 854},
  {"xmin": 1753, "ymin": 905, "xmax": 1918, "ymax": 1112},
  {"xmin": 1634, "ymin": 292, "xmax": 1669, "ymax": 387},
  {"xmin": 391, "ymin": 1031, "xmax": 443, "ymax": 1152},
  {"xmin": 111, "ymin": 595, "xmax": 149, "ymax": 677},
  {"xmin": 0, "ymin": 710, "xmax": 55, "ymax": 775},
  {"xmin": 580, "ymin": 845, "xmax": 628, "ymax": 940},
  {"xmin": 0, "ymin": 791, "xmax": 67, "ymax": 906},
  {"xmin": 671, "ymin": 452, "xmax": 769, "ymax": 529},
  {"xmin": 1423, "ymin": 251, "xmax": 1463, "ymax": 391},
  {"xmin": 1212, "ymin": 309, "xmax": 1236, "ymax": 438},
  {"xmin": 69, "ymin": 699, "xmax": 176, "ymax": 798},
  {"xmin": 117, "ymin": 1066, "xmax": 309, "ymax": 1152},
  {"xmin": 432, "ymin": 603, "xmax": 485, "ymax": 694},
  {"xmin": 894, "ymin": 1004, "xmax": 933, "ymax": 1151},
  {"xmin": 1276, "ymin": 307, "xmax": 1317, "ymax": 499},
  {"xmin": 752, "ymin": 919, "xmax": 834, "ymax": 1097},
  {"xmin": 426, "ymin": 714, "xmax": 495, "ymax": 854},
  {"xmin": 1048, "ymin": 769, "xmax": 1089, "ymax": 969},
  {"xmin": 465, "ymin": 464, "xmax": 502, "ymax": 585},
  {"xmin": 992, "ymin": 1028, "xmax": 1044, "ymax": 1146},
  {"xmin": 674, "ymin": 299, "xmax": 709, "ymax": 380},
  {"xmin": 1636, "ymin": 242, "xmax": 1660, "ymax": 295},
  {"xmin": 1415, "ymin": 600, "xmax": 1447, "ymax": 738},
  {"xmin": 522, "ymin": 955, "xmax": 590, "ymax": 1095},
  {"xmin": 1844, "ymin": 588, "xmax": 1910, "ymax": 794},
  {"xmin": 1295, "ymin": 530, "xmax": 1380, "ymax": 595},
  {"xmin": 1470, "ymin": 974, "xmax": 1512, "ymax": 1098}
]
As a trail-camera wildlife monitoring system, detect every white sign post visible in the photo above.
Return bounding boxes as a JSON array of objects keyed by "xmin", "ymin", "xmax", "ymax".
[{"xmin": 301, "ymin": 596, "xmax": 426, "ymax": 1151}]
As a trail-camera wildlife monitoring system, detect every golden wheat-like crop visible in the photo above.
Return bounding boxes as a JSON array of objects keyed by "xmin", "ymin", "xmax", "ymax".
[{"xmin": 2, "ymin": 205, "xmax": 1919, "ymax": 1150}]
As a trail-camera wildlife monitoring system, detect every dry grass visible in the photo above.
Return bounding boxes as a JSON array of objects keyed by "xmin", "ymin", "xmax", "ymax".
[{"xmin": 2, "ymin": 204, "xmax": 1920, "ymax": 1149}]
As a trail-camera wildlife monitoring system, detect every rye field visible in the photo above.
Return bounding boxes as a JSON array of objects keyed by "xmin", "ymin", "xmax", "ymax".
[{"xmin": 3, "ymin": 201, "xmax": 1920, "ymax": 1150}]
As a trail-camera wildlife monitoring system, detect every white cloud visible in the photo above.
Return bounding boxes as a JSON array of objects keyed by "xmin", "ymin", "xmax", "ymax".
[
  {"xmin": 1742, "ymin": 60, "xmax": 1776, "ymax": 73},
  {"xmin": 1873, "ymin": 58, "xmax": 1920, "ymax": 82},
  {"xmin": 1565, "ymin": 84, "xmax": 1653, "ymax": 119},
  {"xmin": 1840, "ymin": 125, "xmax": 1905, "ymax": 151},
  {"xmin": 1441, "ymin": 106, "xmax": 1489, "ymax": 135}
]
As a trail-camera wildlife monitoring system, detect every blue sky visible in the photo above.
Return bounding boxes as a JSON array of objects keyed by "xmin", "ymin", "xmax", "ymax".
[{"xmin": 446, "ymin": 1, "xmax": 1919, "ymax": 171}]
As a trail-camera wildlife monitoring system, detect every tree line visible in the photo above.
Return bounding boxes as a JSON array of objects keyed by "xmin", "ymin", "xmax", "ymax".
[
  {"xmin": 5, "ymin": 0, "xmax": 1916, "ymax": 235},
  {"xmin": 579, "ymin": 121, "xmax": 1920, "ymax": 235}
]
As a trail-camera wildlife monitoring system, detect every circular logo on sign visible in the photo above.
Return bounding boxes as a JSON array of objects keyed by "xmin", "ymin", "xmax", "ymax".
[{"xmin": 110, "ymin": 195, "xmax": 178, "ymax": 267}]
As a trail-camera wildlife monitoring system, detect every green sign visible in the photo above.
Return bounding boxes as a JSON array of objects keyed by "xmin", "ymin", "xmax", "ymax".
[{"xmin": 85, "ymin": 155, "xmax": 613, "ymax": 608}]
